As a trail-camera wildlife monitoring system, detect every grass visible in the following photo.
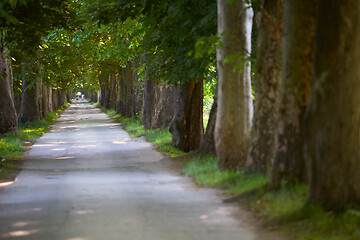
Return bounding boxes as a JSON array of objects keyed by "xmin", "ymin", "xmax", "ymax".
[
  {"xmin": 104, "ymin": 108, "xmax": 184, "ymax": 158},
  {"xmin": 0, "ymin": 103, "xmax": 70, "ymax": 178},
  {"xmin": 182, "ymin": 156, "xmax": 360, "ymax": 240}
]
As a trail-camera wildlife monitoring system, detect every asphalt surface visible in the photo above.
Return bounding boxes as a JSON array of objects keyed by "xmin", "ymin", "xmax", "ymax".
[{"xmin": 0, "ymin": 101, "xmax": 286, "ymax": 240}]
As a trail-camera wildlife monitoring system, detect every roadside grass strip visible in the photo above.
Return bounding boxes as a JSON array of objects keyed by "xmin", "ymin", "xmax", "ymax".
[
  {"xmin": 105, "ymin": 108, "xmax": 183, "ymax": 158},
  {"xmin": 0, "ymin": 103, "xmax": 70, "ymax": 178},
  {"xmin": 182, "ymin": 156, "xmax": 360, "ymax": 240}
]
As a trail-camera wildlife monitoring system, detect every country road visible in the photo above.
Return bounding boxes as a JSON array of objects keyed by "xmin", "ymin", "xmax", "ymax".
[{"xmin": 0, "ymin": 101, "xmax": 286, "ymax": 240}]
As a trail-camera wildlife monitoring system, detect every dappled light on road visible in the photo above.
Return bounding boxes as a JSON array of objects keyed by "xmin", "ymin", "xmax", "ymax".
[
  {"xmin": 0, "ymin": 102, "xmax": 286, "ymax": 240},
  {"xmin": 1, "ymin": 229, "xmax": 39, "ymax": 238}
]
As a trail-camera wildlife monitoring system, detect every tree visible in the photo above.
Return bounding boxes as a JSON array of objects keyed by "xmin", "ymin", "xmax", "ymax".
[
  {"xmin": 245, "ymin": 0, "xmax": 283, "ymax": 176},
  {"xmin": 305, "ymin": 0, "xmax": 360, "ymax": 211},
  {"xmin": 169, "ymin": 81, "xmax": 204, "ymax": 152},
  {"xmin": 0, "ymin": 39, "xmax": 18, "ymax": 134},
  {"xmin": 215, "ymin": 0, "xmax": 253, "ymax": 170},
  {"xmin": 271, "ymin": 0, "xmax": 316, "ymax": 186}
]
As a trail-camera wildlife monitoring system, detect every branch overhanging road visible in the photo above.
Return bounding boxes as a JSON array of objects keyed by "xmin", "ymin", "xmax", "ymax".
[{"xmin": 0, "ymin": 101, "xmax": 286, "ymax": 240}]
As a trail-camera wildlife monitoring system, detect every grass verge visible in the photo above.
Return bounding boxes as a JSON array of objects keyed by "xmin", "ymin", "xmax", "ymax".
[
  {"xmin": 104, "ymin": 108, "xmax": 184, "ymax": 158},
  {"xmin": 0, "ymin": 103, "xmax": 70, "ymax": 178},
  {"xmin": 182, "ymin": 156, "xmax": 360, "ymax": 240}
]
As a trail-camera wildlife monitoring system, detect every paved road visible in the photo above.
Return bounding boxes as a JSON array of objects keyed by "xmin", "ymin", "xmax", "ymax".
[{"xmin": 0, "ymin": 101, "xmax": 285, "ymax": 240}]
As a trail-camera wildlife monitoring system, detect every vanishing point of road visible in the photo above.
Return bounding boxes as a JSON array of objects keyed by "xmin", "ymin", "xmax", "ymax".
[{"xmin": 0, "ymin": 101, "xmax": 286, "ymax": 240}]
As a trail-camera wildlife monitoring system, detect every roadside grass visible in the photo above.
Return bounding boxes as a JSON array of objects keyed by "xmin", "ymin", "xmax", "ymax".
[
  {"xmin": 97, "ymin": 103, "xmax": 360, "ymax": 240},
  {"xmin": 182, "ymin": 155, "xmax": 360, "ymax": 240},
  {"xmin": 105, "ymin": 108, "xmax": 184, "ymax": 158},
  {"xmin": 0, "ymin": 103, "xmax": 70, "ymax": 178}
]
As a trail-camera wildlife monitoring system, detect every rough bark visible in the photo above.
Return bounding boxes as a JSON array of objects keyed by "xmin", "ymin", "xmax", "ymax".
[
  {"xmin": 48, "ymin": 86, "xmax": 53, "ymax": 113},
  {"xmin": 41, "ymin": 82, "xmax": 49, "ymax": 117},
  {"xmin": 169, "ymin": 82, "xmax": 204, "ymax": 152},
  {"xmin": 152, "ymin": 84, "xmax": 178, "ymax": 129},
  {"xmin": 271, "ymin": 0, "xmax": 316, "ymax": 186},
  {"xmin": 123, "ymin": 62, "xmax": 134, "ymax": 117},
  {"xmin": 305, "ymin": 0, "xmax": 360, "ymax": 211},
  {"xmin": 116, "ymin": 70, "xmax": 126, "ymax": 115},
  {"xmin": 0, "ymin": 42, "xmax": 18, "ymax": 134},
  {"xmin": 52, "ymin": 88, "xmax": 59, "ymax": 111},
  {"xmin": 199, "ymin": 96, "xmax": 217, "ymax": 155},
  {"xmin": 116, "ymin": 63, "xmax": 135, "ymax": 117},
  {"xmin": 215, "ymin": 0, "xmax": 253, "ymax": 170},
  {"xmin": 131, "ymin": 60, "xmax": 143, "ymax": 118},
  {"xmin": 109, "ymin": 73, "xmax": 117, "ymax": 109},
  {"xmin": 19, "ymin": 62, "xmax": 41, "ymax": 124},
  {"xmin": 245, "ymin": 0, "xmax": 283, "ymax": 176},
  {"xmin": 59, "ymin": 89, "xmax": 67, "ymax": 107},
  {"xmin": 98, "ymin": 73, "xmax": 111, "ymax": 109},
  {"xmin": 142, "ymin": 72, "xmax": 159, "ymax": 130}
]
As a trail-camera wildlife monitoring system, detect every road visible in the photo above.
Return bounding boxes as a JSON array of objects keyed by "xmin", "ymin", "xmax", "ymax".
[{"xmin": 0, "ymin": 101, "xmax": 285, "ymax": 240}]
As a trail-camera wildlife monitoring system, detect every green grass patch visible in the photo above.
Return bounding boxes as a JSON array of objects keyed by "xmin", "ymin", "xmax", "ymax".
[
  {"xmin": 0, "ymin": 103, "xmax": 69, "ymax": 178},
  {"xmin": 105, "ymin": 108, "xmax": 184, "ymax": 157},
  {"xmin": 182, "ymin": 155, "xmax": 360, "ymax": 240},
  {"xmin": 182, "ymin": 155, "xmax": 268, "ymax": 192}
]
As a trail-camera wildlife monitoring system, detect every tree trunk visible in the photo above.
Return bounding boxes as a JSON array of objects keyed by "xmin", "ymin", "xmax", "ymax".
[
  {"xmin": 271, "ymin": 0, "xmax": 316, "ymax": 186},
  {"xmin": 48, "ymin": 86, "xmax": 53, "ymax": 113},
  {"xmin": 98, "ymin": 73, "xmax": 111, "ymax": 109},
  {"xmin": 169, "ymin": 82, "xmax": 204, "ymax": 152},
  {"xmin": 131, "ymin": 60, "xmax": 143, "ymax": 118},
  {"xmin": 0, "ymin": 42, "xmax": 18, "ymax": 134},
  {"xmin": 142, "ymin": 72, "xmax": 159, "ymax": 130},
  {"xmin": 59, "ymin": 89, "xmax": 67, "ymax": 106},
  {"xmin": 245, "ymin": 0, "xmax": 283, "ymax": 176},
  {"xmin": 116, "ymin": 70, "xmax": 127, "ymax": 116},
  {"xmin": 199, "ymin": 96, "xmax": 217, "ymax": 155},
  {"xmin": 123, "ymin": 62, "xmax": 134, "ymax": 117},
  {"xmin": 109, "ymin": 73, "xmax": 117, "ymax": 109},
  {"xmin": 42, "ymin": 83, "xmax": 49, "ymax": 117},
  {"xmin": 52, "ymin": 88, "xmax": 59, "ymax": 111},
  {"xmin": 215, "ymin": 0, "xmax": 253, "ymax": 170},
  {"xmin": 305, "ymin": 0, "xmax": 360, "ymax": 211},
  {"xmin": 19, "ymin": 62, "xmax": 41, "ymax": 124},
  {"xmin": 152, "ymin": 83, "xmax": 178, "ymax": 129}
]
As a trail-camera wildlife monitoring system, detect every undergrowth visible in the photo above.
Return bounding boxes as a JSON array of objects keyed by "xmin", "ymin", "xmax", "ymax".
[{"xmin": 0, "ymin": 103, "xmax": 70, "ymax": 178}]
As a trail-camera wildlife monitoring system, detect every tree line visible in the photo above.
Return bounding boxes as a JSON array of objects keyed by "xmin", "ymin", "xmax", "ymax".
[{"xmin": 0, "ymin": 0, "xmax": 359, "ymax": 212}]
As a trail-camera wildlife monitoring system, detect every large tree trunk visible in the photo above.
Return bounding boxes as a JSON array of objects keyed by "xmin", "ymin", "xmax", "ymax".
[
  {"xmin": 215, "ymin": 0, "xmax": 253, "ymax": 170},
  {"xmin": 116, "ymin": 70, "xmax": 127, "ymax": 115},
  {"xmin": 271, "ymin": 0, "xmax": 316, "ymax": 186},
  {"xmin": 19, "ymin": 62, "xmax": 41, "ymax": 124},
  {"xmin": 152, "ymin": 83, "xmax": 178, "ymax": 129},
  {"xmin": 142, "ymin": 72, "xmax": 159, "ymax": 130},
  {"xmin": 41, "ymin": 82, "xmax": 49, "ymax": 117},
  {"xmin": 123, "ymin": 62, "xmax": 134, "ymax": 117},
  {"xmin": 116, "ymin": 63, "xmax": 135, "ymax": 117},
  {"xmin": 131, "ymin": 60, "xmax": 143, "ymax": 118},
  {"xmin": 109, "ymin": 73, "xmax": 117, "ymax": 109},
  {"xmin": 245, "ymin": 0, "xmax": 283, "ymax": 176},
  {"xmin": 0, "ymin": 42, "xmax": 18, "ymax": 134},
  {"xmin": 169, "ymin": 82, "xmax": 204, "ymax": 152},
  {"xmin": 48, "ymin": 86, "xmax": 53, "ymax": 113},
  {"xmin": 199, "ymin": 96, "xmax": 217, "ymax": 155},
  {"xmin": 58, "ymin": 89, "xmax": 67, "ymax": 106},
  {"xmin": 52, "ymin": 88, "xmax": 59, "ymax": 111},
  {"xmin": 98, "ymin": 73, "xmax": 111, "ymax": 109},
  {"xmin": 305, "ymin": 0, "xmax": 360, "ymax": 211}
]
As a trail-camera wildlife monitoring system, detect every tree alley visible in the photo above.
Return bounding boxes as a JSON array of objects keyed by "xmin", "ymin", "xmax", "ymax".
[{"xmin": 1, "ymin": 0, "xmax": 359, "ymax": 212}]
